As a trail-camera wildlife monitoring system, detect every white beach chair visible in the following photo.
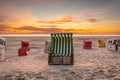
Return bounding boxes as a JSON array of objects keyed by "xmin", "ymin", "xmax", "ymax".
[
  {"xmin": 107, "ymin": 39, "xmax": 117, "ymax": 51},
  {"xmin": 107, "ymin": 45, "xmax": 116, "ymax": 51},
  {"xmin": 0, "ymin": 37, "xmax": 6, "ymax": 61}
]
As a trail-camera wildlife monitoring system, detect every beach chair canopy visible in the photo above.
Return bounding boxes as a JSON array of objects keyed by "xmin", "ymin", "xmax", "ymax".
[
  {"xmin": 98, "ymin": 39, "xmax": 104, "ymax": 43},
  {"xmin": 84, "ymin": 40, "xmax": 92, "ymax": 44},
  {"xmin": 49, "ymin": 33, "xmax": 73, "ymax": 57},
  {"xmin": 0, "ymin": 38, "xmax": 6, "ymax": 46},
  {"xmin": 21, "ymin": 41, "xmax": 29, "ymax": 47},
  {"xmin": 108, "ymin": 40, "xmax": 113, "ymax": 44},
  {"xmin": 107, "ymin": 39, "xmax": 117, "ymax": 45}
]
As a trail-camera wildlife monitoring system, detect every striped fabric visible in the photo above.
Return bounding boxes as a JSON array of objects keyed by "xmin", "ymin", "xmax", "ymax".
[
  {"xmin": 117, "ymin": 39, "xmax": 120, "ymax": 46},
  {"xmin": 49, "ymin": 33, "xmax": 73, "ymax": 56}
]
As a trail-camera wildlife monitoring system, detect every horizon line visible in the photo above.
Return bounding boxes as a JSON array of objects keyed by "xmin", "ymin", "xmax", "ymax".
[{"xmin": 0, "ymin": 34, "xmax": 120, "ymax": 37}]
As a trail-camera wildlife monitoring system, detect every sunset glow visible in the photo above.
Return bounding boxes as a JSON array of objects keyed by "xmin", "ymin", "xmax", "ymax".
[{"xmin": 0, "ymin": 0, "xmax": 120, "ymax": 34}]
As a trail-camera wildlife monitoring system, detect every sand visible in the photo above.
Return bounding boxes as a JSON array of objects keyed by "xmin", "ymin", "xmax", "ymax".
[{"xmin": 0, "ymin": 35, "xmax": 120, "ymax": 80}]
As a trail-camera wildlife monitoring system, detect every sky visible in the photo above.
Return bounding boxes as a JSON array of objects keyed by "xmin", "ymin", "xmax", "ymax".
[{"xmin": 0, "ymin": 0, "xmax": 120, "ymax": 34}]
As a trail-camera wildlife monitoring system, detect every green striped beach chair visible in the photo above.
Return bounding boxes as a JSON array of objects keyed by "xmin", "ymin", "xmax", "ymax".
[
  {"xmin": 48, "ymin": 33, "xmax": 74, "ymax": 65},
  {"xmin": 117, "ymin": 39, "xmax": 120, "ymax": 51},
  {"xmin": 117, "ymin": 39, "xmax": 120, "ymax": 46}
]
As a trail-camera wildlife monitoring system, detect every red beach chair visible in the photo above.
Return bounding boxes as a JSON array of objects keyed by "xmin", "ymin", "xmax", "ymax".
[
  {"xmin": 18, "ymin": 47, "xmax": 28, "ymax": 56},
  {"xmin": 83, "ymin": 40, "xmax": 92, "ymax": 49},
  {"xmin": 18, "ymin": 41, "xmax": 30, "ymax": 56}
]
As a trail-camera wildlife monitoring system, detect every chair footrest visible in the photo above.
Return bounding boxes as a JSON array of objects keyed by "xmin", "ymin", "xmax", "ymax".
[{"xmin": 48, "ymin": 56, "xmax": 73, "ymax": 65}]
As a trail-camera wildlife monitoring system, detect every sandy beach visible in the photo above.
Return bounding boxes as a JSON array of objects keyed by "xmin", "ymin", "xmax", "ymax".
[{"xmin": 0, "ymin": 35, "xmax": 120, "ymax": 80}]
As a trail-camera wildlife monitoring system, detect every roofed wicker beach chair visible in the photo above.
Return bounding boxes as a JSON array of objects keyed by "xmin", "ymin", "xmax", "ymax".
[
  {"xmin": 117, "ymin": 39, "xmax": 120, "ymax": 51},
  {"xmin": 98, "ymin": 39, "xmax": 105, "ymax": 48},
  {"xmin": 48, "ymin": 33, "xmax": 74, "ymax": 65},
  {"xmin": 0, "ymin": 37, "xmax": 6, "ymax": 61},
  {"xmin": 18, "ymin": 41, "xmax": 30, "ymax": 56},
  {"xmin": 107, "ymin": 39, "xmax": 118, "ymax": 51},
  {"xmin": 83, "ymin": 40, "xmax": 92, "ymax": 49}
]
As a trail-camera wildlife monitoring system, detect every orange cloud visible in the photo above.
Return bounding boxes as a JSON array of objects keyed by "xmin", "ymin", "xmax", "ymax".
[
  {"xmin": 0, "ymin": 24, "xmax": 10, "ymax": 30},
  {"xmin": 0, "ymin": 15, "xmax": 4, "ymax": 23},
  {"xmin": 0, "ymin": 19, "xmax": 4, "ymax": 23},
  {"xmin": 38, "ymin": 16, "xmax": 73, "ymax": 24},
  {"xmin": 0, "ymin": 2, "xmax": 38, "ymax": 27},
  {"xmin": 0, "ymin": 24, "xmax": 14, "ymax": 34},
  {"xmin": 87, "ymin": 18, "xmax": 97, "ymax": 22},
  {"xmin": 14, "ymin": 26, "xmax": 93, "ymax": 34},
  {"xmin": 0, "ymin": 25, "xmax": 120, "ymax": 34},
  {"xmin": 0, "ymin": 14, "xmax": 10, "ymax": 23}
]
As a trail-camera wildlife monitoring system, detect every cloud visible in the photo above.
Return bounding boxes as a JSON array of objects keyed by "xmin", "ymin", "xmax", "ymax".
[
  {"xmin": 15, "ymin": 25, "xmax": 58, "ymax": 30},
  {"xmin": 0, "ymin": 24, "xmax": 10, "ymax": 30},
  {"xmin": 0, "ymin": 2, "xmax": 38, "ymax": 26},
  {"xmin": 15, "ymin": 26, "xmax": 38, "ymax": 31},
  {"xmin": 0, "ymin": 15, "xmax": 9, "ymax": 23},
  {"xmin": 0, "ymin": 24, "xmax": 13, "ymax": 34},
  {"xmin": 0, "ymin": 15, "xmax": 4, "ymax": 22},
  {"xmin": 0, "ymin": 19, "xmax": 4, "ymax": 23},
  {"xmin": 67, "ymin": 1, "xmax": 117, "ymax": 22},
  {"xmin": 14, "ymin": 26, "xmax": 62, "ymax": 33},
  {"xmin": 38, "ymin": 16, "xmax": 73, "ymax": 24},
  {"xmin": 39, "ymin": 25, "xmax": 58, "ymax": 28},
  {"xmin": 87, "ymin": 18, "xmax": 97, "ymax": 22},
  {"xmin": 14, "ymin": 26, "xmax": 87, "ymax": 34},
  {"xmin": 0, "ymin": 0, "xmax": 67, "ymax": 6}
]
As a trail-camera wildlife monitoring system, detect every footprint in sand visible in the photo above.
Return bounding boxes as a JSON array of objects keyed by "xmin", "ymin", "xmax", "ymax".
[
  {"xmin": 74, "ymin": 74, "xmax": 83, "ymax": 80},
  {"xmin": 107, "ymin": 68, "xmax": 119, "ymax": 74},
  {"xmin": 93, "ymin": 69, "xmax": 105, "ymax": 75},
  {"xmin": 69, "ymin": 71, "xmax": 76, "ymax": 76},
  {"xmin": 35, "ymin": 75, "xmax": 48, "ymax": 80},
  {"xmin": 2, "ymin": 74, "xmax": 14, "ymax": 80},
  {"xmin": 113, "ymin": 77, "xmax": 120, "ymax": 80},
  {"xmin": 15, "ymin": 77, "xmax": 26, "ymax": 80},
  {"xmin": 15, "ymin": 74, "xmax": 28, "ymax": 80},
  {"xmin": 47, "ymin": 71, "xmax": 58, "ymax": 75},
  {"xmin": 24, "ymin": 72, "xmax": 35, "ymax": 78},
  {"xmin": 60, "ymin": 69, "xmax": 71, "ymax": 77},
  {"xmin": 60, "ymin": 69, "xmax": 70, "ymax": 72},
  {"xmin": 63, "ymin": 71, "xmax": 77, "ymax": 80},
  {"xmin": 65, "ymin": 75, "xmax": 74, "ymax": 80},
  {"xmin": 105, "ymin": 74, "xmax": 116, "ymax": 79},
  {"xmin": 84, "ymin": 77, "xmax": 95, "ymax": 80}
]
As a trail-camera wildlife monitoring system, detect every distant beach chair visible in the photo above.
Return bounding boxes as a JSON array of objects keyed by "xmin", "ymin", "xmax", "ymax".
[
  {"xmin": 18, "ymin": 41, "xmax": 30, "ymax": 56},
  {"xmin": 44, "ymin": 41, "xmax": 51, "ymax": 53},
  {"xmin": 21, "ymin": 41, "xmax": 30, "ymax": 51},
  {"xmin": 107, "ymin": 39, "xmax": 118, "ymax": 51},
  {"xmin": 0, "ymin": 37, "xmax": 6, "ymax": 61},
  {"xmin": 98, "ymin": 39, "xmax": 105, "ymax": 48},
  {"xmin": 83, "ymin": 40, "xmax": 92, "ymax": 49},
  {"xmin": 48, "ymin": 33, "xmax": 74, "ymax": 65},
  {"xmin": 117, "ymin": 39, "xmax": 120, "ymax": 51}
]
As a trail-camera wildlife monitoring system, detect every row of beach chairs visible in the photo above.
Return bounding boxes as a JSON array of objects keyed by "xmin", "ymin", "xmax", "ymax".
[{"xmin": 0, "ymin": 33, "xmax": 120, "ymax": 65}]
